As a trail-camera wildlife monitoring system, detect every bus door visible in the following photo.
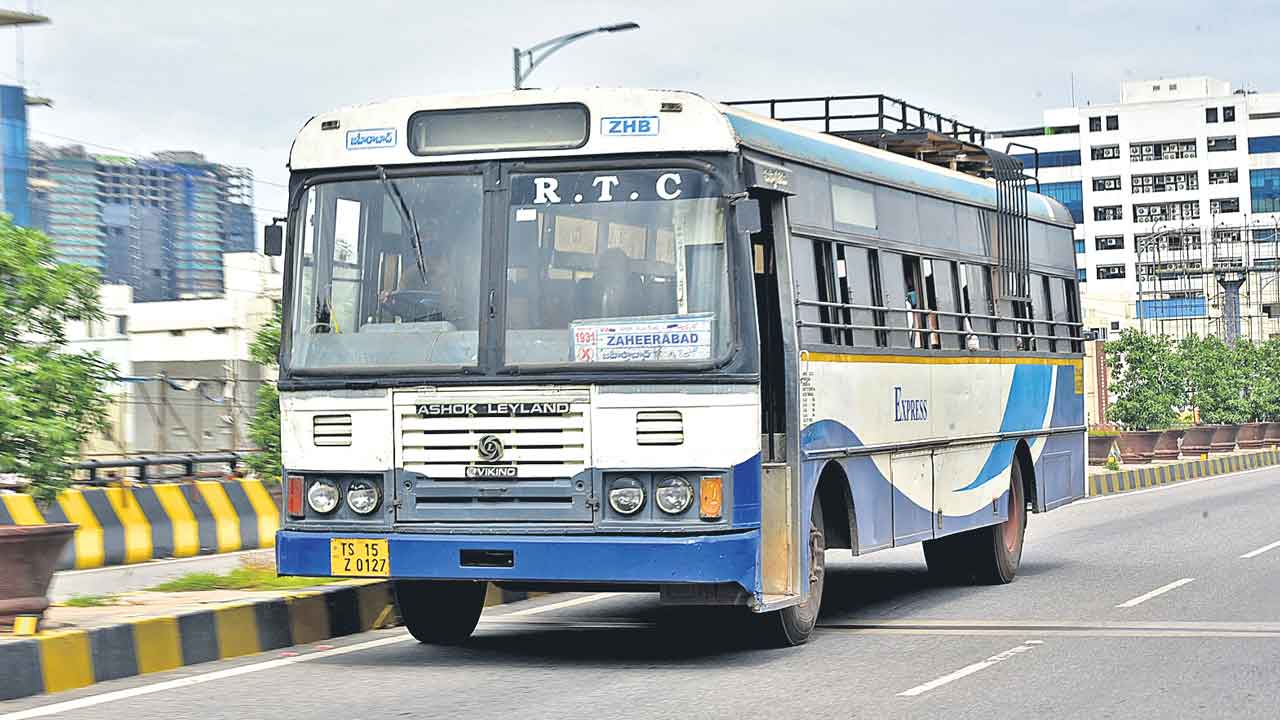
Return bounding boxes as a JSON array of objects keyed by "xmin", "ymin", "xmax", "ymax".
[{"xmin": 743, "ymin": 158, "xmax": 804, "ymax": 605}]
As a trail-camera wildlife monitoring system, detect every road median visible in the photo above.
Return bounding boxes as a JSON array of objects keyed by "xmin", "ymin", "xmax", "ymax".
[
  {"xmin": 0, "ymin": 575, "xmax": 535, "ymax": 702},
  {"xmin": 1088, "ymin": 448, "xmax": 1279, "ymax": 497}
]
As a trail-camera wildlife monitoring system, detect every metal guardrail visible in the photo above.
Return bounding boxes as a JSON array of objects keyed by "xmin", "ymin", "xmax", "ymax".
[{"xmin": 72, "ymin": 453, "xmax": 245, "ymax": 485}]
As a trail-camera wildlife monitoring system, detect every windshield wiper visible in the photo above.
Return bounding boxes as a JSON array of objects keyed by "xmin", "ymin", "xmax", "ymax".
[{"xmin": 377, "ymin": 166, "xmax": 429, "ymax": 285}]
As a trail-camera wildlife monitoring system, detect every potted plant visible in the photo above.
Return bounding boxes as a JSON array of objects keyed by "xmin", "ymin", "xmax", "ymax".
[
  {"xmin": 1180, "ymin": 334, "xmax": 1247, "ymax": 454},
  {"xmin": 0, "ymin": 218, "xmax": 113, "ymax": 628},
  {"xmin": 1088, "ymin": 429, "xmax": 1119, "ymax": 466},
  {"xmin": 1153, "ymin": 427, "xmax": 1184, "ymax": 461},
  {"xmin": 1106, "ymin": 330, "xmax": 1181, "ymax": 464}
]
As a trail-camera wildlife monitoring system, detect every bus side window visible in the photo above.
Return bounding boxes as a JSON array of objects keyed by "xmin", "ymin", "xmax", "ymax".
[
  {"xmin": 901, "ymin": 255, "xmax": 940, "ymax": 349},
  {"xmin": 1050, "ymin": 277, "xmax": 1072, "ymax": 353},
  {"xmin": 812, "ymin": 239, "xmax": 840, "ymax": 345},
  {"xmin": 1012, "ymin": 299, "xmax": 1036, "ymax": 351},
  {"xmin": 931, "ymin": 259, "xmax": 958, "ymax": 349},
  {"xmin": 1039, "ymin": 275, "xmax": 1057, "ymax": 353},
  {"xmin": 840, "ymin": 244, "xmax": 878, "ymax": 348},
  {"xmin": 1063, "ymin": 278, "xmax": 1083, "ymax": 352},
  {"xmin": 867, "ymin": 248, "xmax": 888, "ymax": 348},
  {"xmin": 953, "ymin": 262, "xmax": 976, "ymax": 350},
  {"xmin": 879, "ymin": 252, "xmax": 911, "ymax": 349},
  {"xmin": 973, "ymin": 264, "xmax": 998, "ymax": 351}
]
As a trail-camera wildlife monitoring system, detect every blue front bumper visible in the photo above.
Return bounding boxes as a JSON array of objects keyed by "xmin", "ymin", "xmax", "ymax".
[{"xmin": 277, "ymin": 529, "xmax": 761, "ymax": 593}]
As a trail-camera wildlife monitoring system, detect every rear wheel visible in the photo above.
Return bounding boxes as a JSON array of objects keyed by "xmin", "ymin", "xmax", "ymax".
[
  {"xmin": 756, "ymin": 497, "xmax": 825, "ymax": 647},
  {"xmin": 394, "ymin": 580, "xmax": 487, "ymax": 644},
  {"xmin": 924, "ymin": 462, "xmax": 1027, "ymax": 585}
]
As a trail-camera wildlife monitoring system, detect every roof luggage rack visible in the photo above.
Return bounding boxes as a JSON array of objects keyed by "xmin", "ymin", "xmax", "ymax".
[
  {"xmin": 723, "ymin": 93, "xmax": 1040, "ymax": 189},
  {"xmin": 725, "ymin": 93, "xmax": 1038, "ymax": 300}
]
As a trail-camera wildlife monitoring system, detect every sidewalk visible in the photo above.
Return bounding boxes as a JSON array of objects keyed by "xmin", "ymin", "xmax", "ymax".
[{"xmin": 1088, "ymin": 447, "xmax": 1279, "ymax": 497}]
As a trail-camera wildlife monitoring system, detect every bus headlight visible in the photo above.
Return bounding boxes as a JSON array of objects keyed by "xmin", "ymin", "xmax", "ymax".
[
  {"xmin": 306, "ymin": 478, "xmax": 340, "ymax": 514},
  {"xmin": 346, "ymin": 479, "xmax": 381, "ymax": 515},
  {"xmin": 608, "ymin": 477, "xmax": 645, "ymax": 515},
  {"xmin": 655, "ymin": 475, "xmax": 694, "ymax": 514}
]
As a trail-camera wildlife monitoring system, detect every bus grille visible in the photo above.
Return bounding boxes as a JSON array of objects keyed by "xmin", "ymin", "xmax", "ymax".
[{"xmin": 393, "ymin": 389, "xmax": 593, "ymax": 523}]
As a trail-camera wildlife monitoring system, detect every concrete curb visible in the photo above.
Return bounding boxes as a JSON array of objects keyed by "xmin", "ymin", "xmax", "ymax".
[
  {"xmin": 0, "ymin": 581, "xmax": 536, "ymax": 702},
  {"xmin": 1088, "ymin": 448, "xmax": 1279, "ymax": 497},
  {"xmin": 0, "ymin": 479, "xmax": 279, "ymax": 570},
  {"xmin": 0, "ymin": 581, "xmax": 389, "ymax": 701}
]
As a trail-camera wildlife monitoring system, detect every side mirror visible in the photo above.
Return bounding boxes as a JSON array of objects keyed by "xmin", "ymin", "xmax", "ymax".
[
  {"xmin": 263, "ymin": 224, "xmax": 284, "ymax": 257},
  {"xmin": 734, "ymin": 198, "xmax": 762, "ymax": 236}
]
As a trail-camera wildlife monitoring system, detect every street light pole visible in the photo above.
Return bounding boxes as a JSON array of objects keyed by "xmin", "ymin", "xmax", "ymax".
[{"xmin": 513, "ymin": 22, "xmax": 639, "ymax": 90}]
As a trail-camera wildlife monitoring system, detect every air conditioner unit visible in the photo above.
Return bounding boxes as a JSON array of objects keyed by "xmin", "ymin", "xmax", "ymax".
[{"xmin": 1137, "ymin": 206, "xmax": 1149, "ymax": 216}]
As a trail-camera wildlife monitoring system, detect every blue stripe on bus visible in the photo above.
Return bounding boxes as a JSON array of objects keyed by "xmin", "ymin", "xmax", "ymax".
[{"xmin": 955, "ymin": 365, "xmax": 1053, "ymax": 492}]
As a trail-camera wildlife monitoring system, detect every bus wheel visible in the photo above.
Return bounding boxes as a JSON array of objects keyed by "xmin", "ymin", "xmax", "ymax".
[
  {"xmin": 394, "ymin": 580, "xmax": 487, "ymax": 644},
  {"xmin": 923, "ymin": 466, "xmax": 1026, "ymax": 585},
  {"xmin": 757, "ymin": 497, "xmax": 825, "ymax": 647}
]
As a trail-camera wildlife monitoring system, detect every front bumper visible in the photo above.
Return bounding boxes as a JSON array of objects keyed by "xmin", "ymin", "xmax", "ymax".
[{"xmin": 277, "ymin": 529, "xmax": 761, "ymax": 593}]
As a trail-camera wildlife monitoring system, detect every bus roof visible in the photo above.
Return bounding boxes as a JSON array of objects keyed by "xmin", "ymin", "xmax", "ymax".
[{"xmin": 289, "ymin": 88, "xmax": 1072, "ymax": 227}]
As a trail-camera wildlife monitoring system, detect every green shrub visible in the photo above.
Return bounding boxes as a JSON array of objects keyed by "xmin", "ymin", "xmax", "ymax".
[
  {"xmin": 1180, "ymin": 334, "xmax": 1248, "ymax": 424},
  {"xmin": 1106, "ymin": 329, "xmax": 1181, "ymax": 431}
]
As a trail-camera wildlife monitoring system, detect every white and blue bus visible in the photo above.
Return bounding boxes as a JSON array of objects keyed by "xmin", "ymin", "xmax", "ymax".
[{"xmin": 270, "ymin": 88, "xmax": 1085, "ymax": 646}]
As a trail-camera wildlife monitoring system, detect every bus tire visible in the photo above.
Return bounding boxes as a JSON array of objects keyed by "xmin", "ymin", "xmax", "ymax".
[
  {"xmin": 923, "ymin": 465, "xmax": 1026, "ymax": 585},
  {"xmin": 757, "ymin": 497, "xmax": 825, "ymax": 647},
  {"xmin": 394, "ymin": 579, "xmax": 487, "ymax": 645}
]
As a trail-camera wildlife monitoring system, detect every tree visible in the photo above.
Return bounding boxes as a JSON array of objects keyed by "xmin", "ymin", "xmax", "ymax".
[
  {"xmin": 1105, "ymin": 329, "xmax": 1181, "ymax": 431},
  {"xmin": 244, "ymin": 305, "xmax": 281, "ymax": 483},
  {"xmin": 1180, "ymin": 334, "xmax": 1248, "ymax": 424},
  {"xmin": 1244, "ymin": 338, "xmax": 1280, "ymax": 422},
  {"xmin": 0, "ymin": 217, "xmax": 114, "ymax": 502}
]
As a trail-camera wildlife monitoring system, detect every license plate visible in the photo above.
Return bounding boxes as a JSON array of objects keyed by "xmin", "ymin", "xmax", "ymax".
[{"xmin": 329, "ymin": 538, "xmax": 389, "ymax": 577}]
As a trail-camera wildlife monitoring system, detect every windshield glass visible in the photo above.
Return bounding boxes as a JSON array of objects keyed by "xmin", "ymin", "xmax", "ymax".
[
  {"xmin": 288, "ymin": 174, "xmax": 484, "ymax": 371},
  {"xmin": 504, "ymin": 169, "xmax": 730, "ymax": 366}
]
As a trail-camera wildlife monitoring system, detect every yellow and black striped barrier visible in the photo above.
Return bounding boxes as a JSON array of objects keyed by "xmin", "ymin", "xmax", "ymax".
[
  {"xmin": 0, "ymin": 479, "xmax": 279, "ymax": 570},
  {"xmin": 0, "ymin": 582, "xmax": 541, "ymax": 700},
  {"xmin": 1089, "ymin": 448, "xmax": 1280, "ymax": 497},
  {"xmin": 0, "ymin": 581, "xmax": 394, "ymax": 700}
]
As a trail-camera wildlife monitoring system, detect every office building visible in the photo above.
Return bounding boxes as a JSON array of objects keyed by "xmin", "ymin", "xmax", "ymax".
[
  {"xmin": 989, "ymin": 77, "xmax": 1280, "ymax": 340},
  {"xmin": 28, "ymin": 143, "xmax": 256, "ymax": 301}
]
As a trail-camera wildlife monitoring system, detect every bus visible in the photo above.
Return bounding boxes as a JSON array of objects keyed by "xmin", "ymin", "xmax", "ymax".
[{"xmin": 270, "ymin": 88, "xmax": 1085, "ymax": 647}]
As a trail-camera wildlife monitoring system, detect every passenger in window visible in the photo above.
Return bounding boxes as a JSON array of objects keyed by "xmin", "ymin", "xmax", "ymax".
[{"xmin": 904, "ymin": 277, "xmax": 923, "ymax": 348}]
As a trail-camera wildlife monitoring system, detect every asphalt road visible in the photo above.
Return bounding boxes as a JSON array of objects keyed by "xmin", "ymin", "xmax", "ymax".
[{"xmin": 5, "ymin": 467, "xmax": 1280, "ymax": 720}]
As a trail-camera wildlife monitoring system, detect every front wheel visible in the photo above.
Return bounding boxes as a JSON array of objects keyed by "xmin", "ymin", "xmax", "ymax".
[
  {"xmin": 756, "ymin": 497, "xmax": 825, "ymax": 647},
  {"xmin": 394, "ymin": 580, "xmax": 487, "ymax": 645}
]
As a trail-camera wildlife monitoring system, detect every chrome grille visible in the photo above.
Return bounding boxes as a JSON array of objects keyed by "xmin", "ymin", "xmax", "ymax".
[{"xmin": 393, "ymin": 389, "xmax": 592, "ymax": 522}]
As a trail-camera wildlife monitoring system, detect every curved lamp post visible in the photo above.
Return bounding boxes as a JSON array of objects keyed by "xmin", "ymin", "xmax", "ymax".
[{"xmin": 513, "ymin": 22, "xmax": 639, "ymax": 90}]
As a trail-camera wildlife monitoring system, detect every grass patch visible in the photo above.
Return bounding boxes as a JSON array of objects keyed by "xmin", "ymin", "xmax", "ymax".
[
  {"xmin": 62, "ymin": 594, "xmax": 119, "ymax": 607},
  {"xmin": 148, "ymin": 560, "xmax": 322, "ymax": 593}
]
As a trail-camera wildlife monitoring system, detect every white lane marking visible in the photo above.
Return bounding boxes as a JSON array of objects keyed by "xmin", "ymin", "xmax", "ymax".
[
  {"xmin": 1240, "ymin": 539, "xmax": 1280, "ymax": 559},
  {"xmin": 897, "ymin": 641, "xmax": 1040, "ymax": 697},
  {"xmin": 0, "ymin": 635, "xmax": 413, "ymax": 720},
  {"xmin": 1115, "ymin": 578, "xmax": 1195, "ymax": 608},
  {"xmin": 493, "ymin": 592, "xmax": 618, "ymax": 618}
]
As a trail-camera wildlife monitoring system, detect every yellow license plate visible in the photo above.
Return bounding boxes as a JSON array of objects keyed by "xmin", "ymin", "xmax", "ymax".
[{"xmin": 329, "ymin": 538, "xmax": 389, "ymax": 577}]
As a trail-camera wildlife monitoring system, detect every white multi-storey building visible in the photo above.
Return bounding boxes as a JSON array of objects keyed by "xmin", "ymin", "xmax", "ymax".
[
  {"xmin": 67, "ymin": 252, "xmax": 282, "ymax": 456},
  {"xmin": 988, "ymin": 77, "xmax": 1280, "ymax": 339}
]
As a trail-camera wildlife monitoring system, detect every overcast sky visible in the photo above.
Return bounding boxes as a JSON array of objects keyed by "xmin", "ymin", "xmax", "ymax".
[{"xmin": 13, "ymin": 0, "xmax": 1280, "ymax": 223}]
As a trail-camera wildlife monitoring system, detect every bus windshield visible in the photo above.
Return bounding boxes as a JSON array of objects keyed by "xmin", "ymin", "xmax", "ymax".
[
  {"xmin": 504, "ymin": 169, "xmax": 730, "ymax": 366},
  {"xmin": 287, "ymin": 167, "xmax": 731, "ymax": 374},
  {"xmin": 288, "ymin": 173, "xmax": 486, "ymax": 372}
]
